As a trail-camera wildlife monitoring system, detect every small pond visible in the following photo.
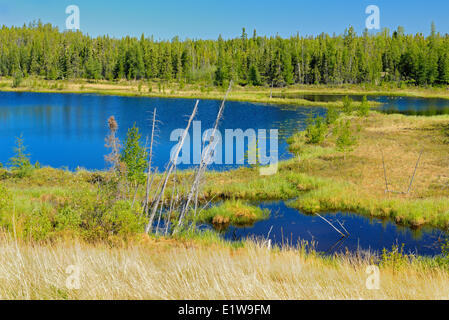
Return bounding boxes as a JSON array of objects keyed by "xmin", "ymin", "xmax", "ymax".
[{"xmin": 208, "ymin": 201, "xmax": 447, "ymax": 256}]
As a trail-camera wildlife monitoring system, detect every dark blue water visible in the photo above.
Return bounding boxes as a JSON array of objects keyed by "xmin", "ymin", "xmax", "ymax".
[
  {"xmin": 375, "ymin": 96, "xmax": 449, "ymax": 115},
  {"xmin": 279, "ymin": 92, "xmax": 449, "ymax": 115},
  {"xmin": 219, "ymin": 202, "xmax": 446, "ymax": 256},
  {"xmin": 1, "ymin": 92, "xmax": 446, "ymax": 170},
  {"xmin": 0, "ymin": 92, "xmax": 324, "ymax": 170}
]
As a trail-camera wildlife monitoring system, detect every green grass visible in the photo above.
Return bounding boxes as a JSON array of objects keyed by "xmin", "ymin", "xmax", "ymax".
[
  {"xmin": 289, "ymin": 182, "xmax": 449, "ymax": 229},
  {"xmin": 203, "ymin": 162, "xmax": 449, "ymax": 230},
  {"xmin": 193, "ymin": 200, "xmax": 270, "ymax": 227}
]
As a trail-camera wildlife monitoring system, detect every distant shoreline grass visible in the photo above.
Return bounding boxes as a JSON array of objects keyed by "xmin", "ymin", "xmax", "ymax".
[{"xmin": 4, "ymin": 77, "xmax": 448, "ymax": 108}]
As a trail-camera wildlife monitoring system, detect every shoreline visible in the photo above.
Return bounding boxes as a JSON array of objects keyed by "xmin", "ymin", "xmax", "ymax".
[{"xmin": 3, "ymin": 77, "xmax": 449, "ymax": 107}]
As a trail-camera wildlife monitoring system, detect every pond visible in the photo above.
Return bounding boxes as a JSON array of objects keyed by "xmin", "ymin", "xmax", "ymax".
[
  {"xmin": 276, "ymin": 92, "xmax": 449, "ymax": 115},
  {"xmin": 0, "ymin": 92, "xmax": 323, "ymax": 170},
  {"xmin": 375, "ymin": 96, "xmax": 449, "ymax": 115},
  {"xmin": 213, "ymin": 201, "xmax": 447, "ymax": 256},
  {"xmin": 1, "ymin": 92, "xmax": 447, "ymax": 170}
]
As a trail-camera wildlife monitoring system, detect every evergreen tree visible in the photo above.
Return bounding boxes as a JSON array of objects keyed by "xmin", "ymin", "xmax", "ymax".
[{"xmin": 120, "ymin": 124, "xmax": 148, "ymax": 186}]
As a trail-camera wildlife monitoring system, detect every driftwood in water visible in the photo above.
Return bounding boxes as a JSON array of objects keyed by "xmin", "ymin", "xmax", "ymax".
[{"xmin": 314, "ymin": 212, "xmax": 348, "ymax": 237}]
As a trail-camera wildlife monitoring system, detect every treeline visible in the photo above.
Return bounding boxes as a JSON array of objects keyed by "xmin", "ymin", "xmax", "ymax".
[{"xmin": 1, "ymin": 21, "xmax": 449, "ymax": 87}]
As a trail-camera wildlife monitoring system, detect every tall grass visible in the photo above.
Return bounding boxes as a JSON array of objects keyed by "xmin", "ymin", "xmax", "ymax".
[
  {"xmin": 194, "ymin": 200, "xmax": 270, "ymax": 227},
  {"xmin": 0, "ymin": 236, "xmax": 449, "ymax": 300}
]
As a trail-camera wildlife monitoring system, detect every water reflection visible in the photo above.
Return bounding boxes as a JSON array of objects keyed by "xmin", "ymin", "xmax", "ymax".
[{"xmin": 216, "ymin": 201, "xmax": 447, "ymax": 256}]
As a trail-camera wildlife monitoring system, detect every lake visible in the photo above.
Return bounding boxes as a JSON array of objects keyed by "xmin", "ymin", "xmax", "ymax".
[
  {"xmin": 1, "ymin": 92, "xmax": 448, "ymax": 170},
  {"xmin": 0, "ymin": 92, "xmax": 324, "ymax": 170},
  {"xmin": 277, "ymin": 92, "xmax": 449, "ymax": 115}
]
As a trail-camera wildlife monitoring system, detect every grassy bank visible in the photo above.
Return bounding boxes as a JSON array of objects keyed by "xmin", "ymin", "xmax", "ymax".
[
  {"xmin": 1, "ymin": 236, "xmax": 449, "ymax": 300},
  {"xmin": 193, "ymin": 200, "xmax": 270, "ymax": 227},
  {"xmin": 201, "ymin": 111, "xmax": 449, "ymax": 229}
]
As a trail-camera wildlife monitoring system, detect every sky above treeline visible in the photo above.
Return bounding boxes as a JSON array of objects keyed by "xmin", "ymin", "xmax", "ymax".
[{"xmin": 0, "ymin": 0, "xmax": 447, "ymax": 39}]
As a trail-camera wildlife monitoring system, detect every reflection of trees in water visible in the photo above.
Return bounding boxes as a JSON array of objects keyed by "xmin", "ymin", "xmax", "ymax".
[
  {"xmin": 382, "ymin": 107, "xmax": 449, "ymax": 116},
  {"xmin": 272, "ymin": 93, "xmax": 367, "ymax": 102},
  {"xmin": 380, "ymin": 97, "xmax": 449, "ymax": 116}
]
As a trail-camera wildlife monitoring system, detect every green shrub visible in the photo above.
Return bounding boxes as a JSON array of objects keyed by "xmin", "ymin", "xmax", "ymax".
[
  {"xmin": 433, "ymin": 239, "xmax": 449, "ymax": 269},
  {"xmin": 12, "ymin": 71, "xmax": 23, "ymax": 88},
  {"xmin": 357, "ymin": 96, "xmax": 370, "ymax": 117},
  {"xmin": 22, "ymin": 205, "xmax": 54, "ymax": 241},
  {"xmin": 380, "ymin": 244, "xmax": 411, "ymax": 273},
  {"xmin": 305, "ymin": 115, "xmax": 328, "ymax": 144},
  {"xmin": 342, "ymin": 96, "xmax": 354, "ymax": 114},
  {"xmin": 120, "ymin": 124, "xmax": 148, "ymax": 186},
  {"xmin": 9, "ymin": 134, "xmax": 34, "ymax": 178},
  {"xmin": 325, "ymin": 106, "xmax": 340, "ymax": 125},
  {"xmin": 0, "ymin": 184, "xmax": 11, "ymax": 210},
  {"xmin": 101, "ymin": 201, "xmax": 146, "ymax": 237},
  {"xmin": 336, "ymin": 120, "xmax": 358, "ymax": 158},
  {"xmin": 55, "ymin": 206, "xmax": 82, "ymax": 232}
]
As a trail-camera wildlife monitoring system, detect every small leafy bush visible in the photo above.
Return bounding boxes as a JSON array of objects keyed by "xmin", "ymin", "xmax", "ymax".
[
  {"xmin": 336, "ymin": 120, "xmax": 358, "ymax": 158},
  {"xmin": 0, "ymin": 184, "xmax": 11, "ymax": 210},
  {"xmin": 12, "ymin": 71, "xmax": 23, "ymax": 88},
  {"xmin": 380, "ymin": 244, "xmax": 411, "ymax": 273}
]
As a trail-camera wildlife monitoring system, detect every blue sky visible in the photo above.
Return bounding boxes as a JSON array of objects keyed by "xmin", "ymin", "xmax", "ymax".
[{"xmin": 0, "ymin": 0, "xmax": 448, "ymax": 39}]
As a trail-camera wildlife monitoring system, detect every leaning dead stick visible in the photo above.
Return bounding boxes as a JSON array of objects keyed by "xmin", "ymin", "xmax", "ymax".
[
  {"xmin": 406, "ymin": 149, "xmax": 424, "ymax": 194},
  {"xmin": 314, "ymin": 212, "xmax": 347, "ymax": 237},
  {"xmin": 380, "ymin": 144, "xmax": 424, "ymax": 195}
]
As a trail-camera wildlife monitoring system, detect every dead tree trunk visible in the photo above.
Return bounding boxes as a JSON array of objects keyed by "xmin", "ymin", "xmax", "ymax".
[
  {"xmin": 145, "ymin": 101, "xmax": 199, "ymax": 234},
  {"xmin": 143, "ymin": 108, "xmax": 157, "ymax": 216},
  {"xmin": 174, "ymin": 82, "xmax": 232, "ymax": 234}
]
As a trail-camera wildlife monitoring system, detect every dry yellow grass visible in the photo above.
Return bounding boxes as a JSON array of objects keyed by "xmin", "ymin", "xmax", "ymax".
[
  {"xmin": 302, "ymin": 113, "xmax": 449, "ymax": 198},
  {"xmin": 1, "ymin": 237, "xmax": 449, "ymax": 300}
]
